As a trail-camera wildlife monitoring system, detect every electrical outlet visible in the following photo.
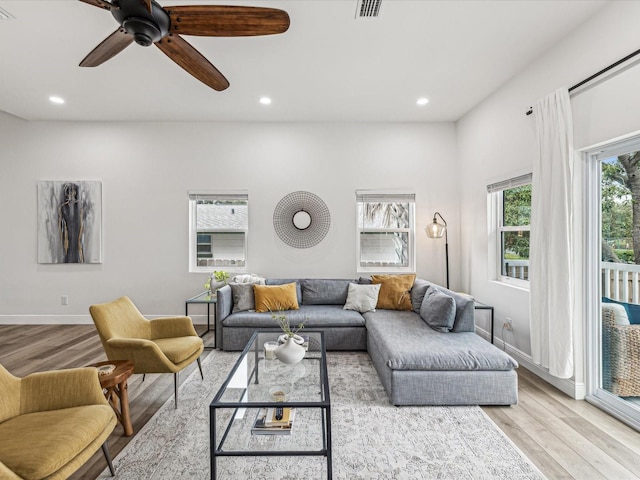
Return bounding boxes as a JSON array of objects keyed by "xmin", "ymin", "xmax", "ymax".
[
  {"xmin": 61, "ymin": 295, "xmax": 69, "ymax": 306},
  {"xmin": 503, "ymin": 318, "xmax": 513, "ymax": 331}
]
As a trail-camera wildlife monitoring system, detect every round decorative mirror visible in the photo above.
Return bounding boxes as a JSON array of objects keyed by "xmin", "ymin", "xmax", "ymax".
[
  {"xmin": 273, "ymin": 191, "xmax": 331, "ymax": 248},
  {"xmin": 292, "ymin": 210, "xmax": 312, "ymax": 230}
]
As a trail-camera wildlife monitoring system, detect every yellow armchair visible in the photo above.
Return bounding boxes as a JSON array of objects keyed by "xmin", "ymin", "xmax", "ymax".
[
  {"xmin": 89, "ymin": 296, "xmax": 204, "ymax": 408},
  {"xmin": 0, "ymin": 364, "xmax": 117, "ymax": 480}
]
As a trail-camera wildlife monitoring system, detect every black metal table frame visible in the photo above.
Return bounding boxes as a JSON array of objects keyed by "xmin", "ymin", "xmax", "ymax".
[
  {"xmin": 210, "ymin": 330, "xmax": 332, "ymax": 479},
  {"xmin": 474, "ymin": 302, "xmax": 495, "ymax": 344},
  {"xmin": 185, "ymin": 291, "xmax": 216, "ymax": 350}
]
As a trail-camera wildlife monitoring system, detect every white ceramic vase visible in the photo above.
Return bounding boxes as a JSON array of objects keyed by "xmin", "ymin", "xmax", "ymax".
[
  {"xmin": 275, "ymin": 336, "xmax": 306, "ymax": 364},
  {"xmin": 209, "ymin": 280, "xmax": 226, "ymax": 295}
]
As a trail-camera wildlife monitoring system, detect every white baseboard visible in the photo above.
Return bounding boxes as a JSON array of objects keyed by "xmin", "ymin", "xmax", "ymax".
[
  {"xmin": 476, "ymin": 327, "xmax": 583, "ymax": 399},
  {"xmin": 0, "ymin": 315, "xmax": 209, "ymax": 325},
  {"xmin": 0, "ymin": 315, "xmax": 93, "ymax": 325}
]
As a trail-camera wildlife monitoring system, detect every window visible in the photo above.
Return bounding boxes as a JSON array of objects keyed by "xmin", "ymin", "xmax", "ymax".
[
  {"xmin": 356, "ymin": 190, "xmax": 416, "ymax": 272},
  {"xmin": 188, "ymin": 191, "xmax": 248, "ymax": 272},
  {"xmin": 488, "ymin": 174, "xmax": 531, "ymax": 286},
  {"xmin": 584, "ymin": 134, "xmax": 640, "ymax": 426}
]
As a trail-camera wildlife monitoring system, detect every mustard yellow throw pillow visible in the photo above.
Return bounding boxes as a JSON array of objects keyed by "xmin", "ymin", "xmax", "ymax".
[
  {"xmin": 371, "ymin": 274, "xmax": 416, "ymax": 310},
  {"xmin": 254, "ymin": 283, "xmax": 300, "ymax": 313}
]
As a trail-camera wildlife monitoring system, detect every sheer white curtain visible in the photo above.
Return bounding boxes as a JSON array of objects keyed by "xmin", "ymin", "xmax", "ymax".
[{"xmin": 530, "ymin": 88, "xmax": 574, "ymax": 379}]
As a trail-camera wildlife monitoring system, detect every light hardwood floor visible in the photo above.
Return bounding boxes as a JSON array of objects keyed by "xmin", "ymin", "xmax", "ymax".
[{"xmin": 1, "ymin": 325, "xmax": 639, "ymax": 479}]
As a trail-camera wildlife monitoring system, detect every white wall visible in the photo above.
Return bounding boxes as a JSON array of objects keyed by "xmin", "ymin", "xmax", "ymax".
[
  {"xmin": 457, "ymin": 1, "xmax": 640, "ymax": 397},
  {"xmin": 572, "ymin": 58, "xmax": 640, "ymax": 149},
  {"xmin": 0, "ymin": 114, "xmax": 457, "ymax": 323}
]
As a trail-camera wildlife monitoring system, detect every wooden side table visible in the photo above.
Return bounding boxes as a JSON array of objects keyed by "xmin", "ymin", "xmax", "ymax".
[{"xmin": 88, "ymin": 360, "xmax": 135, "ymax": 436}]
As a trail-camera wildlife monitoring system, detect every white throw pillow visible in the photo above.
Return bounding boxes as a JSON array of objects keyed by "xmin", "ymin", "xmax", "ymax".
[
  {"xmin": 231, "ymin": 274, "xmax": 265, "ymax": 285},
  {"xmin": 343, "ymin": 283, "xmax": 381, "ymax": 313}
]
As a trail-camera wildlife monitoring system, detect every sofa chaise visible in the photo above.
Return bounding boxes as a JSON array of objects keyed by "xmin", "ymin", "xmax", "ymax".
[{"xmin": 216, "ymin": 277, "xmax": 518, "ymax": 406}]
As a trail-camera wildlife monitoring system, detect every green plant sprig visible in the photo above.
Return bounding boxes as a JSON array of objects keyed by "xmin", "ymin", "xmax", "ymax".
[
  {"xmin": 213, "ymin": 270, "xmax": 230, "ymax": 282},
  {"xmin": 271, "ymin": 311, "xmax": 305, "ymax": 338}
]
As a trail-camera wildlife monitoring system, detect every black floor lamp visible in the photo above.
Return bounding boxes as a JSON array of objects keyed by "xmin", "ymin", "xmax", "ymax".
[{"xmin": 425, "ymin": 212, "xmax": 449, "ymax": 289}]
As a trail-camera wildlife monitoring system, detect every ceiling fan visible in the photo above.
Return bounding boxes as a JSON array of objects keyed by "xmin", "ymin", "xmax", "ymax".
[{"xmin": 78, "ymin": 0, "xmax": 290, "ymax": 91}]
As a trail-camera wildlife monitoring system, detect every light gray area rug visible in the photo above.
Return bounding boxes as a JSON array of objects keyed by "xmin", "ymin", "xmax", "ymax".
[{"xmin": 100, "ymin": 351, "xmax": 545, "ymax": 480}]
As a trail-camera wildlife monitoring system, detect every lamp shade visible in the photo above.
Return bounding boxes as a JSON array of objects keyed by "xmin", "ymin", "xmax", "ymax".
[{"xmin": 425, "ymin": 221, "xmax": 446, "ymax": 238}]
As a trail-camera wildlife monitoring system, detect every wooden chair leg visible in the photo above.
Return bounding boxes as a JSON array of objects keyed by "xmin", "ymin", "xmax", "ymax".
[
  {"xmin": 174, "ymin": 371, "xmax": 179, "ymax": 409},
  {"xmin": 102, "ymin": 442, "xmax": 115, "ymax": 476},
  {"xmin": 197, "ymin": 357, "xmax": 204, "ymax": 380}
]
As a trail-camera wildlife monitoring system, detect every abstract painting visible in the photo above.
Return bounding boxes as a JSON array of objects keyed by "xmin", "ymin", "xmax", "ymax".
[{"xmin": 37, "ymin": 181, "xmax": 102, "ymax": 264}]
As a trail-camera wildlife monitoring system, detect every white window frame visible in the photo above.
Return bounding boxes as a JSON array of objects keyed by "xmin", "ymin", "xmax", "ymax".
[
  {"xmin": 188, "ymin": 190, "xmax": 249, "ymax": 273},
  {"xmin": 583, "ymin": 131, "xmax": 640, "ymax": 430},
  {"xmin": 487, "ymin": 174, "xmax": 531, "ymax": 289},
  {"xmin": 355, "ymin": 190, "xmax": 416, "ymax": 273}
]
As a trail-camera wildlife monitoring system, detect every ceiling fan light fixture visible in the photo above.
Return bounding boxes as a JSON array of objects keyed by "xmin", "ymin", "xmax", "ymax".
[
  {"xmin": 122, "ymin": 17, "xmax": 163, "ymax": 46},
  {"xmin": 79, "ymin": 0, "xmax": 290, "ymax": 91},
  {"xmin": 112, "ymin": 0, "xmax": 170, "ymax": 46}
]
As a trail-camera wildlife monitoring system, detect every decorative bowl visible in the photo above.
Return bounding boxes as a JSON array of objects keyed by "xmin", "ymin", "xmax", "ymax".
[
  {"xmin": 268, "ymin": 385, "xmax": 290, "ymax": 402},
  {"xmin": 97, "ymin": 364, "xmax": 116, "ymax": 376}
]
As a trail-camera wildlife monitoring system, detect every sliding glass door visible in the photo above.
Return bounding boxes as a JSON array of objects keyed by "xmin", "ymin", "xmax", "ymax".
[{"xmin": 585, "ymin": 136, "xmax": 640, "ymax": 430}]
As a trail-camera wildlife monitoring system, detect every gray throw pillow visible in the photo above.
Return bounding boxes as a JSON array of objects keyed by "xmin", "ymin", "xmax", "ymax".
[
  {"xmin": 410, "ymin": 279, "xmax": 431, "ymax": 313},
  {"xmin": 230, "ymin": 283, "xmax": 258, "ymax": 313},
  {"xmin": 420, "ymin": 287, "xmax": 456, "ymax": 332},
  {"xmin": 302, "ymin": 279, "xmax": 351, "ymax": 305},
  {"xmin": 343, "ymin": 283, "xmax": 381, "ymax": 313}
]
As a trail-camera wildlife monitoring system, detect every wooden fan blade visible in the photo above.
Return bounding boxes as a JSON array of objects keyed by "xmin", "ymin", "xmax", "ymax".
[
  {"xmin": 155, "ymin": 34, "xmax": 229, "ymax": 91},
  {"xmin": 78, "ymin": 0, "xmax": 114, "ymax": 11},
  {"xmin": 80, "ymin": 28, "xmax": 133, "ymax": 67},
  {"xmin": 166, "ymin": 6, "xmax": 290, "ymax": 37},
  {"xmin": 140, "ymin": 0, "xmax": 152, "ymax": 12}
]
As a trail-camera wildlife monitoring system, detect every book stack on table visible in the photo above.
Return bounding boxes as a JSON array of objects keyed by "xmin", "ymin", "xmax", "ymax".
[{"xmin": 251, "ymin": 407, "xmax": 296, "ymax": 435}]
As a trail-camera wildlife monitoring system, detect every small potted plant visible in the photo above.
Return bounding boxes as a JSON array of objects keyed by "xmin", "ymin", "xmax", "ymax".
[
  {"xmin": 272, "ymin": 312, "xmax": 306, "ymax": 364},
  {"xmin": 206, "ymin": 270, "xmax": 230, "ymax": 294},
  {"xmin": 273, "ymin": 312, "xmax": 305, "ymax": 343}
]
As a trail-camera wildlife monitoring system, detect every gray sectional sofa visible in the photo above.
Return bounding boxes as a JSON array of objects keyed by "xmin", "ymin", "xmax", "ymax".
[{"xmin": 216, "ymin": 278, "xmax": 518, "ymax": 406}]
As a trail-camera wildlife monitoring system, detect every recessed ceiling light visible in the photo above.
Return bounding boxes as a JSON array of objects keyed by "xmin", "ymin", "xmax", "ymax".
[
  {"xmin": 416, "ymin": 97, "xmax": 429, "ymax": 106},
  {"xmin": 259, "ymin": 97, "xmax": 272, "ymax": 105},
  {"xmin": 49, "ymin": 96, "xmax": 65, "ymax": 105}
]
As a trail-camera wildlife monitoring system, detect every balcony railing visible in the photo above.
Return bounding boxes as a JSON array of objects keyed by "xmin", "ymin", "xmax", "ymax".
[
  {"xmin": 499, "ymin": 261, "xmax": 640, "ymax": 302},
  {"xmin": 503, "ymin": 260, "xmax": 529, "ymax": 280},
  {"xmin": 602, "ymin": 261, "xmax": 640, "ymax": 303}
]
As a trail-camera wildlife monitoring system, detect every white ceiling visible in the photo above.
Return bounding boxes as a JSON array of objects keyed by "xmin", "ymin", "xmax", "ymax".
[{"xmin": 0, "ymin": 0, "xmax": 608, "ymax": 122}]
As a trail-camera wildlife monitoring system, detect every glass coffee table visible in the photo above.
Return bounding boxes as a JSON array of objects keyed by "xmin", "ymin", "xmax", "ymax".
[{"xmin": 210, "ymin": 330, "xmax": 332, "ymax": 479}]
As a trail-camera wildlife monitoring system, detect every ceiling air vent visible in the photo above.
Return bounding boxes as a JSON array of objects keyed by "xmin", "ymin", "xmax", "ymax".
[
  {"xmin": 0, "ymin": 6, "xmax": 15, "ymax": 20},
  {"xmin": 356, "ymin": 0, "xmax": 382, "ymax": 19}
]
